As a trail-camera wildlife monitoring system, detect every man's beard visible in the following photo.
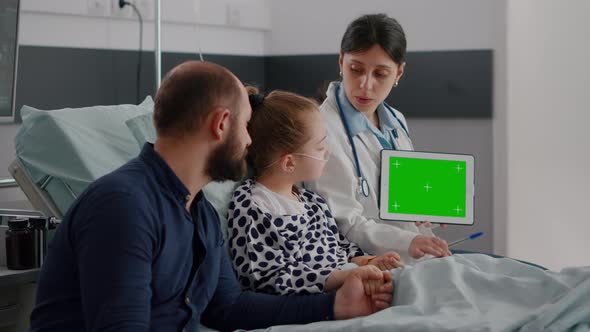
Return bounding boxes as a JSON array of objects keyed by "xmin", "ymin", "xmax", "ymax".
[{"xmin": 206, "ymin": 134, "xmax": 248, "ymax": 182}]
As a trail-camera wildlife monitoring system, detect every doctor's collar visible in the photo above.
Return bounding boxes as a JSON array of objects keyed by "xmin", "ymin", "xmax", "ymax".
[{"xmin": 336, "ymin": 82, "xmax": 375, "ymax": 137}]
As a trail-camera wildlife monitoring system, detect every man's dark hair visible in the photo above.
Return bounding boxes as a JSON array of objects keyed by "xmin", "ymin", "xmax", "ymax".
[
  {"xmin": 154, "ymin": 61, "xmax": 242, "ymax": 138},
  {"xmin": 341, "ymin": 14, "xmax": 407, "ymax": 65}
]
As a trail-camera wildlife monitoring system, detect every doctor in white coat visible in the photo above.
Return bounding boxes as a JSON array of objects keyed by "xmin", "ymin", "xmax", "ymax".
[{"xmin": 305, "ymin": 14, "xmax": 451, "ymax": 263}]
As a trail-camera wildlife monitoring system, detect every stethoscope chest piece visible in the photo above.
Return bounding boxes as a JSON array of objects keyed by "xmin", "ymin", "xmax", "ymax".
[
  {"xmin": 336, "ymin": 83, "xmax": 409, "ymax": 201},
  {"xmin": 359, "ymin": 177, "xmax": 370, "ymax": 198}
]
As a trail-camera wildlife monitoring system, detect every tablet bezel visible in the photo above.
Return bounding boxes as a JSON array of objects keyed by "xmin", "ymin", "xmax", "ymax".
[{"xmin": 379, "ymin": 150, "xmax": 475, "ymax": 226}]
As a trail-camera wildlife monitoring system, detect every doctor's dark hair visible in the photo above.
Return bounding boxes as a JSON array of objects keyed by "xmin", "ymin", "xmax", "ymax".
[
  {"xmin": 341, "ymin": 14, "xmax": 407, "ymax": 65},
  {"xmin": 246, "ymin": 86, "xmax": 319, "ymax": 176},
  {"xmin": 154, "ymin": 61, "xmax": 241, "ymax": 138}
]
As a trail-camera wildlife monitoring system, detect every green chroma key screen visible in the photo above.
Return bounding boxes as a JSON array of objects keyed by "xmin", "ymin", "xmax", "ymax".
[{"xmin": 387, "ymin": 157, "xmax": 467, "ymax": 218}]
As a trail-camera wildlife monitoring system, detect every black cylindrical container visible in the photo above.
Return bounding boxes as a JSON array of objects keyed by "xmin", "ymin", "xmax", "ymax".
[
  {"xmin": 29, "ymin": 217, "xmax": 48, "ymax": 267},
  {"xmin": 5, "ymin": 218, "xmax": 36, "ymax": 270}
]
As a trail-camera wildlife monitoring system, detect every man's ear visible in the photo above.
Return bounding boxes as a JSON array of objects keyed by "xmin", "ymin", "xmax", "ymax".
[
  {"xmin": 209, "ymin": 107, "xmax": 231, "ymax": 141},
  {"xmin": 338, "ymin": 53, "xmax": 344, "ymax": 74}
]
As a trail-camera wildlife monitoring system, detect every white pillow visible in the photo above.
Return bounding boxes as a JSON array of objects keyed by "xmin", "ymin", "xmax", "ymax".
[
  {"xmin": 125, "ymin": 112, "xmax": 156, "ymax": 146},
  {"xmin": 15, "ymin": 96, "xmax": 155, "ymax": 215}
]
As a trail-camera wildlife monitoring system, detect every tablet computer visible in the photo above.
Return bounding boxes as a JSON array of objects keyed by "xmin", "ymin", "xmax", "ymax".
[{"xmin": 379, "ymin": 150, "xmax": 475, "ymax": 225}]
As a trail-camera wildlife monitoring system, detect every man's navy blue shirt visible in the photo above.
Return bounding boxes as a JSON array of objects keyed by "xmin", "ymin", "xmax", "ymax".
[{"xmin": 30, "ymin": 144, "xmax": 335, "ymax": 331}]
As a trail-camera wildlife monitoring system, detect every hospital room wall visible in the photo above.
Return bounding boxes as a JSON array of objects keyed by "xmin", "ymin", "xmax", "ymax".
[
  {"xmin": 0, "ymin": 2, "xmax": 584, "ymax": 273},
  {"xmin": 0, "ymin": 0, "xmax": 499, "ymax": 255},
  {"xmin": 266, "ymin": 0, "xmax": 501, "ymax": 254},
  {"xmin": 0, "ymin": 0, "xmax": 270, "ymax": 209},
  {"xmin": 504, "ymin": 0, "xmax": 590, "ymax": 270},
  {"xmin": 0, "ymin": 125, "xmax": 29, "ymax": 209}
]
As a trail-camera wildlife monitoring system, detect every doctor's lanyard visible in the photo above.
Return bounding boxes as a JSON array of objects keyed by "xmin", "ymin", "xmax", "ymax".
[{"xmin": 335, "ymin": 84, "xmax": 410, "ymax": 198}]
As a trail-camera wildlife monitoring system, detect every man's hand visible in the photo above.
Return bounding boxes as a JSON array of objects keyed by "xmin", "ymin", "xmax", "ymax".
[
  {"xmin": 367, "ymin": 251, "xmax": 404, "ymax": 270},
  {"xmin": 333, "ymin": 265, "xmax": 394, "ymax": 320},
  {"xmin": 324, "ymin": 269, "xmax": 351, "ymax": 291},
  {"xmin": 409, "ymin": 235, "xmax": 451, "ymax": 259}
]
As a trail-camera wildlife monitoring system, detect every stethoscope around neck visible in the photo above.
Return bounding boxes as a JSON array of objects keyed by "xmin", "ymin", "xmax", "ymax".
[{"xmin": 335, "ymin": 84, "xmax": 409, "ymax": 198}]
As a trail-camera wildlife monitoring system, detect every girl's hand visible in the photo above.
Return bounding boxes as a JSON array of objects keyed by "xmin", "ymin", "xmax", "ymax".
[
  {"xmin": 351, "ymin": 255, "xmax": 375, "ymax": 266},
  {"xmin": 367, "ymin": 251, "xmax": 404, "ymax": 270}
]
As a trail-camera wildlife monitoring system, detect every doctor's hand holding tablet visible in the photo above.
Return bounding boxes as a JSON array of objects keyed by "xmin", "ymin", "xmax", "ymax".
[{"xmin": 380, "ymin": 150, "xmax": 477, "ymax": 258}]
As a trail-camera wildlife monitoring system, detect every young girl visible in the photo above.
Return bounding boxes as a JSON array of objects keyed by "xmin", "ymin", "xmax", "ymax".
[{"xmin": 227, "ymin": 87, "xmax": 402, "ymax": 295}]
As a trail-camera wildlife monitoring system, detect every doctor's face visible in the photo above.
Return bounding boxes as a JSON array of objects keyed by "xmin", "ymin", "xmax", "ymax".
[{"xmin": 339, "ymin": 44, "xmax": 405, "ymax": 115}]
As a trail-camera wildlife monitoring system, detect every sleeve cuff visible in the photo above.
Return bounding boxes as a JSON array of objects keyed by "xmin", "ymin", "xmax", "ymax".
[
  {"xmin": 397, "ymin": 232, "xmax": 418, "ymax": 257},
  {"xmin": 325, "ymin": 291, "xmax": 337, "ymax": 321}
]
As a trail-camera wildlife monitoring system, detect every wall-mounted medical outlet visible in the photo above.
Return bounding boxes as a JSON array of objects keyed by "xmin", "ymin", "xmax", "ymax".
[
  {"xmin": 111, "ymin": 0, "xmax": 133, "ymax": 18},
  {"xmin": 226, "ymin": 4, "xmax": 241, "ymax": 27},
  {"xmin": 87, "ymin": 0, "xmax": 111, "ymax": 17},
  {"xmin": 225, "ymin": 3, "xmax": 270, "ymax": 30},
  {"xmin": 111, "ymin": 0, "xmax": 153, "ymax": 20}
]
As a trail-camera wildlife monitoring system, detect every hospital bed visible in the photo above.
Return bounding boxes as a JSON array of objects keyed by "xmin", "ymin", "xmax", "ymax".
[
  {"xmin": 11, "ymin": 97, "xmax": 155, "ymax": 219},
  {"xmin": 10, "ymin": 100, "xmax": 590, "ymax": 332},
  {"xmin": 9, "ymin": 98, "xmax": 237, "ymax": 332},
  {"xmin": 10, "ymin": 97, "xmax": 237, "ymax": 223}
]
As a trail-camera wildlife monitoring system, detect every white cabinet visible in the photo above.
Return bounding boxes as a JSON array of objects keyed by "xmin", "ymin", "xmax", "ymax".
[{"xmin": 0, "ymin": 268, "xmax": 38, "ymax": 332}]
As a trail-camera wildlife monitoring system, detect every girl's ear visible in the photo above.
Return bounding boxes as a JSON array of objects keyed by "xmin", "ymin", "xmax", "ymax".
[{"xmin": 280, "ymin": 154, "xmax": 296, "ymax": 174}]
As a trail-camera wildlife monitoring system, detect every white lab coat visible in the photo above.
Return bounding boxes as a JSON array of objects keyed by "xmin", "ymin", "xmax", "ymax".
[{"xmin": 305, "ymin": 82, "xmax": 434, "ymax": 261}]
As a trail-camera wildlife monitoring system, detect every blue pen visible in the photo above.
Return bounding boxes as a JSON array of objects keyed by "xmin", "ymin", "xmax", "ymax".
[{"xmin": 448, "ymin": 232, "xmax": 484, "ymax": 248}]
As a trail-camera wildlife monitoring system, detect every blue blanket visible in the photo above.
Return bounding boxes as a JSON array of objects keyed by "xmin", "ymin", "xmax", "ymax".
[{"xmin": 250, "ymin": 254, "xmax": 590, "ymax": 332}]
